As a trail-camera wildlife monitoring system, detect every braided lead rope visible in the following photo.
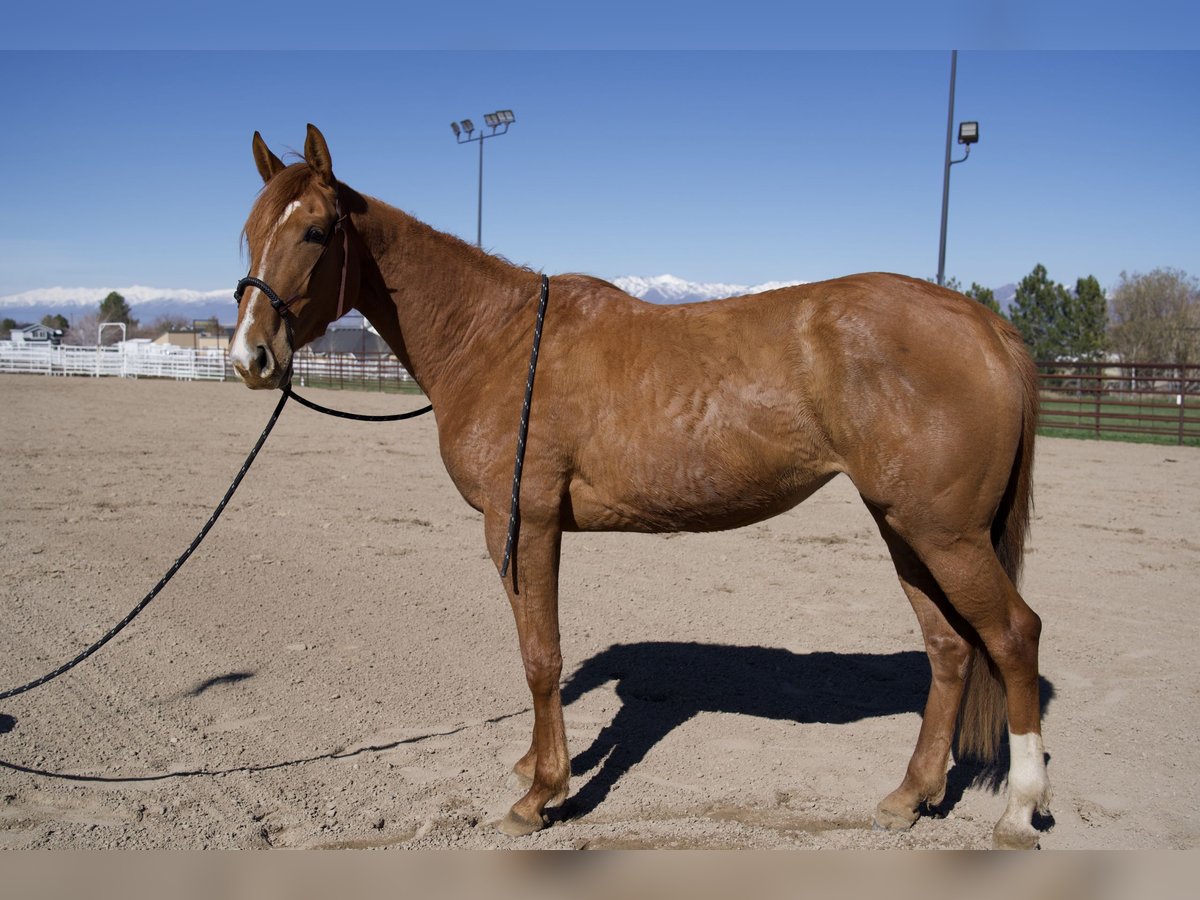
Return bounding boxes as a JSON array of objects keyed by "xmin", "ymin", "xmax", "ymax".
[
  {"xmin": 284, "ymin": 385, "xmax": 431, "ymax": 422},
  {"xmin": 0, "ymin": 389, "xmax": 291, "ymax": 701},
  {"xmin": 500, "ymin": 274, "xmax": 550, "ymax": 579},
  {"xmin": 0, "ymin": 376, "xmax": 435, "ymax": 702}
]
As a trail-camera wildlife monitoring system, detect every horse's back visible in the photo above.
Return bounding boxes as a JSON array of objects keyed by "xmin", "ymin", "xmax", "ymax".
[{"xmin": 555, "ymin": 270, "xmax": 1023, "ymax": 448}]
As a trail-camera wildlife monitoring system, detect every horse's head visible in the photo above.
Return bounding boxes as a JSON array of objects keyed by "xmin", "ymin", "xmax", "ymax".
[{"xmin": 230, "ymin": 124, "xmax": 358, "ymax": 389}]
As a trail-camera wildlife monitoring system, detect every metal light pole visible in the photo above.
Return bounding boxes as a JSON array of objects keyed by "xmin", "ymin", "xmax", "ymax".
[
  {"xmin": 936, "ymin": 51, "xmax": 979, "ymax": 287},
  {"xmin": 451, "ymin": 110, "xmax": 516, "ymax": 247}
]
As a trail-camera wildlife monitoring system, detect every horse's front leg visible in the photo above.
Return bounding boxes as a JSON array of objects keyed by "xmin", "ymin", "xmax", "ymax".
[{"xmin": 485, "ymin": 513, "xmax": 569, "ymax": 837}]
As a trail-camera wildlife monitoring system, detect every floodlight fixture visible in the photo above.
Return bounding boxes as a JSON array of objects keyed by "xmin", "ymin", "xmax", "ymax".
[
  {"xmin": 449, "ymin": 107, "xmax": 518, "ymax": 247},
  {"xmin": 937, "ymin": 52, "xmax": 983, "ymax": 287}
]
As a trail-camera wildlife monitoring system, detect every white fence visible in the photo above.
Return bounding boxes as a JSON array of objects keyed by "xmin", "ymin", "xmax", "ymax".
[
  {"xmin": 0, "ymin": 341, "xmax": 228, "ymax": 381},
  {"xmin": 0, "ymin": 341, "xmax": 422, "ymax": 391}
]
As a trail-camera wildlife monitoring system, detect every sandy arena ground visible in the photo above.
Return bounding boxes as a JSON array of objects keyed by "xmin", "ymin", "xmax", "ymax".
[{"xmin": 0, "ymin": 374, "xmax": 1197, "ymax": 849}]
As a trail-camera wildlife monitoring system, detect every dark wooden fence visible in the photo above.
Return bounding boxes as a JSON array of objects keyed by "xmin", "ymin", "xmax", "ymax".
[
  {"xmin": 1037, "ymin": 361, "xmax": 1200, "ymax": 445},
  {"xmin": 288, "ymin": 350, "xmax": 420, "ymax": 394}
]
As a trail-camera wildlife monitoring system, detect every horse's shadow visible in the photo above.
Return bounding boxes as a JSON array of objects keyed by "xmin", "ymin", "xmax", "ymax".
[{"xmin": 559, "ymin": 642, "xmax": 1055, "ymax": 820}]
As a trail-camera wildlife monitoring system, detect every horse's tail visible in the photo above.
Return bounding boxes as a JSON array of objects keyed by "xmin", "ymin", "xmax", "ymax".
[{"xmin": 956, "ymin": 320, "xmax": 1039, "ymax": 761}]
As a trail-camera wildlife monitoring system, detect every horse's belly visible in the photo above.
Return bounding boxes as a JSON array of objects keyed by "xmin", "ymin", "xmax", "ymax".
[
  {"xmin": 563, "ymin": 370, "xmax": 840, "ymax": 533},
  {"xmin": 566, "ymin": 459, "xmax": 837, "ymax": 533}
]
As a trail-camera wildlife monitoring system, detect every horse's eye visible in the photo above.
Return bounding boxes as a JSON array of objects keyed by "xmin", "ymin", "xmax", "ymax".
[{"xmin": 304, "ymin": 226, "xmax": 326, "ymax": 244}]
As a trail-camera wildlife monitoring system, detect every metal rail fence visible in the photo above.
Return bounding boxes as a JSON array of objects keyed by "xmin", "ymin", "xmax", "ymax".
[
  {"xmin": 1037, "ymin": 361, "xmax": 1200, "ymax": 445},
  {"xmin": 290, "ymin": 350, "xmax": 417, "ymax": 392}
]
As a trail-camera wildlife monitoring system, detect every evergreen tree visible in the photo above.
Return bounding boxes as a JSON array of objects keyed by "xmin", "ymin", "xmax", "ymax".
[
  {"xmin": 41, "ymin": 313, "xmax": 69, "ymax": 330},
  {"xmin": 1010, "ymin": 264, "xmax": 1071, "ymax": 360},
  {"xmin": 98, "ymin": 291, "xmax": 138, "ymax": 329},
  {"xmin": 1061, "ymin": 275, "xmax": 1108, "ymax": 360},
  {"xmin": 965, "ymin": 282, "xmax": 1001, "ymax": 315},
  {"xmin": 930, "ymin": 276, "xmax": 1002, "ymax": 316}
]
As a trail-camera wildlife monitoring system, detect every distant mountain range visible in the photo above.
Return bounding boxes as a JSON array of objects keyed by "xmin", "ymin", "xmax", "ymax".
[
  {"xmin": 612, "ymin": 274, "xmax": 806, "ymax": 304},
  {"xmin": 0, "ymin": 276, "xmax": 1018, "ymax": 327},
  {"xmin": 613, "ymin": 274, "xmax": 1018, "ymax": 314},
  {"xmin": 0, "ymin": 285, "xmax": 234, "ymax": 327}
]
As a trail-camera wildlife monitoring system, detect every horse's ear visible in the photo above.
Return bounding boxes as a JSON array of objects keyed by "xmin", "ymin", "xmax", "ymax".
[
  {"xmin": 252, "ymin": 131, "xmax": 285, "ymax": 184},
  {"xmin": 304, "ymin": 124, "xmax": 336, "ymax": 187}
]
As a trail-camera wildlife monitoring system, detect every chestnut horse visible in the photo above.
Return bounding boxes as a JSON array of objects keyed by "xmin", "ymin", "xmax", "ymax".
[{"xmin": 230, "ymin": 125, "xmax": 1050, "ymax": 849}]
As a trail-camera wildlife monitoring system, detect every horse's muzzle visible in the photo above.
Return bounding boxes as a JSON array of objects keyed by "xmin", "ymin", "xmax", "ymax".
[{"xmin": 231, "ymin": 339, "xmax": 290, "ymax": 390}]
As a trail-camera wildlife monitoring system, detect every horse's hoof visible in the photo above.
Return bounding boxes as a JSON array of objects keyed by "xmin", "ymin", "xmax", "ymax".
[
  {"xmin": 992, "ymin": 821, "xmax": 1040, "ymax": 850},
  {"xmin": 497, "ymin": 809, "xmax": 546, "ymax": 837},
  {"xmin": 872, "ymin": 802, "xmax": 918, "ymax": 832}
]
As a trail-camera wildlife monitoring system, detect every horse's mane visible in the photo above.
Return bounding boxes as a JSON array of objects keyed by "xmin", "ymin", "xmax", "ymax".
[{"xmin": 242, "ymin": 160, "xmax": 538, "ymax": 283}]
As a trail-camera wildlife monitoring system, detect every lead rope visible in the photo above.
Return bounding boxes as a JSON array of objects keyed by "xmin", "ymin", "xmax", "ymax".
[
  {"xmin": 0, "ymin": 389, "xmax": 291, "ymax": 701},
  {"xmin": 500, "ymin": 274, "xmax": 550, "ymax": 579},
  {"xmin": 284, "ymin": 384, "xmax": 431, "ymax": 422},
  {"xmin": 0, "ymin": 380, "xmax": 433, "ymax": 701}
]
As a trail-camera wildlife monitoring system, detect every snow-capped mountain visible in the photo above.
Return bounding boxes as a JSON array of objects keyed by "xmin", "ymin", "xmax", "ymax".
[
  {"xmin": 613, "ymin": 274, "xmax": 805, "ymax": 304},
  {"xmin": 0, "ymin": 285, "xmax": 233, "ymax": 326},
  {"xmin": 1, "ymin": 276, "xmax": 809, "ymax": 326}
]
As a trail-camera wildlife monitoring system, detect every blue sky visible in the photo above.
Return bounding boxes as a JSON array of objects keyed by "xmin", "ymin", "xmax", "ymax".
[{"xmin": 2, "ymin": 41, "xmax": 1198, "ymax": 296}]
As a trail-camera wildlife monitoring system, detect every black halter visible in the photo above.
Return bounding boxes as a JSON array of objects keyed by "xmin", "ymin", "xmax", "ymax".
[
  {"xmin": 234, "ymin": 198, "xmax": 350, "ymax": 326},
  {"xmin": 233, "ymin": 274, "xmax": 293, "ymax": 317}
]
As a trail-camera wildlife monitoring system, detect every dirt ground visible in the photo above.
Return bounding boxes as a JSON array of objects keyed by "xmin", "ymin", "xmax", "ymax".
[{"xmin": 0, "ymin": 374, "xmax": 1197, "ymax": 850}]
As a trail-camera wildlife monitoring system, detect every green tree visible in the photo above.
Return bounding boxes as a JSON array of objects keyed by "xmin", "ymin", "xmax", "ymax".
[
  {"xmin": 98, "ymin": 291, "xmax": 138, "ymax": 329},
  {"xmin": 965, "ymin": 282, "xmax": 1001, "ymax": 315},
  {"xmin": 1, "ymin": 317, "xmax": 18, "ymax": 338},
  {"xmin": 41, "ymin": 313, "xmax": 69, "ymax": 330},
  {"xmin": 1010, "ymin": 266, "xmax": 1110, "ymax": 360},
  {"xmin": 1009, "ymin": 264, "xmax": 1070, "ymax": 360},
  {"xmin": 1060, "ymin": 275, "xmax": 1108, "ymax": 360},
  {"xmin": 930, "ymin": 276, "xmax": 1003, "ymax": 315}
]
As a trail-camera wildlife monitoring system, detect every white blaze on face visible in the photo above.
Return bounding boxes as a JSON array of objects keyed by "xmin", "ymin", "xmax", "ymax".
[{"xmin": 230, "ymin": 200, "xmax": 302, "ymax": 371}]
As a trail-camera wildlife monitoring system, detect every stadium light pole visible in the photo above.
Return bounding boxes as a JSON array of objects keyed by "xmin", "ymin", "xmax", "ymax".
[
  {"xmin": 936, "ymin": 51, "xmax": 980, "ymax": 287},
  {"xmin": 450, "ymin": 109, "xmax": 516, "ymax": 247}
]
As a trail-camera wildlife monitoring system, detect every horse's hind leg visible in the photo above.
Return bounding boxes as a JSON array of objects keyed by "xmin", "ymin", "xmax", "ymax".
[
  {"xmin": 484, "ymin": 514, "xmax": 571, "ymax": 837},
  {"xmin": 866, "ymin": 506, "xmax": 974, "ymax": 832},
  {"xmin": 906, "ymin": 532, "xmax": 1050, "ymax": 849}
]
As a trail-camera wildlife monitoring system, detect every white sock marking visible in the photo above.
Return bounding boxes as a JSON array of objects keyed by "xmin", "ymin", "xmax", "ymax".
[{"xmin": 998, "ymin": 730, "xmax": 1050, "ymax": 839}]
